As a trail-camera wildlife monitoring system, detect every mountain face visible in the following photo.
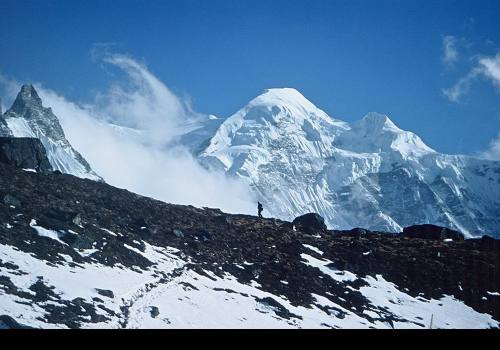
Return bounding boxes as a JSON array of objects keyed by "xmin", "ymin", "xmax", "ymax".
[
  {"xmin": 183, "ymin": 88, "xmax": 500, "ymax": 238},
  {"xmin": 0, "ymin": 159, "xmax": 498, "ymax": 329},
  {"xmin": 0, "ymin": 85, "xmax": 101, "ymax": 181}
]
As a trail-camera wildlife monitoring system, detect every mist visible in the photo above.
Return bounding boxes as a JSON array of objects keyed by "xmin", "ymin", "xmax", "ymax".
[{"xmin": 0, "ymin": 54, "xmax": 256, "ymax": 215}]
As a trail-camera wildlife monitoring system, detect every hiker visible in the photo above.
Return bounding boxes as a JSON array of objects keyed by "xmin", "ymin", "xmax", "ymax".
[{"xmin": 257, "ymin": 202, "xmax": 263, "ymax": 218}]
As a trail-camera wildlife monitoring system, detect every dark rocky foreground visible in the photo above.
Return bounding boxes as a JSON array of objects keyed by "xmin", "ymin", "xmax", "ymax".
[{"xmin": 0, "ymin": 160, "xmax": 499, "ymax": 328}]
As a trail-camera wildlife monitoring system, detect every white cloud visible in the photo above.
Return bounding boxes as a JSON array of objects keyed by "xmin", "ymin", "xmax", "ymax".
[
  {"xmin": 480, "ymin": 132, "xmax": 500, "ymax": 161},
  {"xmin": 443, "ymin": 52, "xmax": 500, "ymax": 102},
  {"xmin": 0, "ymin": 73, "xmax": 22, "ymax": 111},
  {"xmin": 92, "ymin": 53, "xmax": 192, "ymax": 145},
  {"xmin": 442, "ymin": 68, "xmax": 480, "ymax": 102},
  {"xmin": 478, "ymin": 53, "xmax": 500, "ymax": 89},
  {"xmin": 442, "ymin": 36, "xmax": 460, "ymax": 65},
  {"xmin": 1, "ymin": 54, "xmax": 256, "ymax": 215}
]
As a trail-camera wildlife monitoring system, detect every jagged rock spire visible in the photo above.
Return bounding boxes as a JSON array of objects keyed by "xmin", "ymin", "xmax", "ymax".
[{"xmin": 10, "ymin": 84, "xmax": 44, "ymax": 114}]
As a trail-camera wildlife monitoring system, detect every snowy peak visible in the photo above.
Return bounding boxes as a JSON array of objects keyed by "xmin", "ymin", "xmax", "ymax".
[
  {"xmin": 355, "ymin": 112, "xmax": 400, "ymax": 131},
  {"xmin": 241, "ymin": 88, "xmax": 342, "ymax": 127},
  {"xmin": 5, "ymin": 84, "xmax": 67, "ymax": 141},
  {"xmin": 198, "ymin": 87, "xmax": 346, "ymax": 172},
  {"xmin": 249, "ymin": 88, "xmax": 320, "ymax": 112},
  {"xmin": 0, "ymin": 85, "xmax": 102, "ymax": 181},
  {"xmin": 339, "ymin": 112, "xmax": 435, "ymax": 157}
]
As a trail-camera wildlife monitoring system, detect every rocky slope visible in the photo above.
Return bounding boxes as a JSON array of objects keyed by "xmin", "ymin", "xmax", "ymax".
[
  {"xmin": 0, "ymin": 85, "xmax": 101, "ymax": 181},
  {"xmin": 0, "ymin": 157, "xmax": 498, "ymax": 328},
  {"xmin": 181, "ymin": 88, "xmax": 500, "ymax": 237}
]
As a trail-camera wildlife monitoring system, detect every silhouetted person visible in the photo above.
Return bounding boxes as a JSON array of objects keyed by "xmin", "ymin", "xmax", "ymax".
[{"xmin": 257, "ymin": 202, "xmax": 263, "ymax": 218}]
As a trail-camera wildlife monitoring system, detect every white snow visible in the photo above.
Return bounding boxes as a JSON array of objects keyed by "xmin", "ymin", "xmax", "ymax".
[
  {"xmin": 301, "ymin": 253, "xmax": 357, "ymax": 283},
  {"xmin": 358, "ymin": 275, "xmax": 498, "ymax": 329},
  {"xmin": 302, "ymin": 244, "xmax": 323, "ymax": 255},
  {"xmin": 0, "ymin": 241, "xmax": 497, "ymax": 329},
  {"xmin": 29, "ymin": 219, "xmax": 67, "ymax": 246}
]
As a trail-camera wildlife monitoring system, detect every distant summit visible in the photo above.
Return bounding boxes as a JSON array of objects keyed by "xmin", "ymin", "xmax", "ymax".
[
  {"xmin": 11, "ymin": 84, "xmax": 44, "ymax": 111},
  {"xmin": 179, "ymin": 87, "xmax": 500, "ymax": 237},
  {"xmin": 0, "ymin": 84, "xmax": 102, "ymax": 181}
]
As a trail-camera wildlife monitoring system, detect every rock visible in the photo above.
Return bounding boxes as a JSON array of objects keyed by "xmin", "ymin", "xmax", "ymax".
[
  {"xmin": 3, "ymin": 194, "xmax": 21, "ymax": 207},
  {"xmin": 72, "ymin": 213, "xmax": 83, "ymax": 226},
  {"xmin": 0, "ymin": 315, "xmax": 33, "ymax": 329},
  {"xmin": 402, "ymin": 224, "xmax": 465, "ymax": 241},
  {"xmin": 69, "ymin": 234, "xmax": 94, "ymax": 250},
  {"xmin": 478, "ymin": 235, "xmax": 500, "ymax": 251},
  {"xmin": 129, "ymin": 217, "xmax": 147, "ymax": 231},
  {"xmin": 95, "ymin": 289, "xmax": 114, "ymax": 299},
  {"xmin": 150, "ymin": 306, "xmax": 160, "ymax": 318},
  {"xmin": 345, "ymin": 228, "xmax": 368, "ymax": 236},
  {"xmin": 292, "ymin": 213, "xmax": 327, "ymax": 232},
  {"xmin": 0, "ymin": 137, "xmax": 52, "ymax": 172},
  {"xmin": 214, "ymin": 215, "xmax": 232, "ymax": 225},
  {"xmin": 38, "ymin": 208, "xmax": 83, "ymax": 231},
  {"xmin": 173, "ymin": 229, "xmax": 184, "ymax": 238},
  {"xmin": 199, "ymin": 230, "xmax": 212, "ymax": 242}
]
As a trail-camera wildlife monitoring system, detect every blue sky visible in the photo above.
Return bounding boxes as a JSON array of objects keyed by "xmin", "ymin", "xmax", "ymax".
[{"xmin": 1, "ymin": 0, "xmax": 499, "ymax": 156}]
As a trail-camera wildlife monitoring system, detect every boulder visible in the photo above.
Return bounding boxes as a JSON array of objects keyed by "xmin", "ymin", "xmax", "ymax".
[
  {"xmin": 95, "ymin": 289, "xmax": 115, "ymax": 299},
  {"xmin": 214, "ymin": 214, "xmax": 233, "ymax": 225},
  {"xmin": 37, "ymin": 208, "xmax": 83, "ymax": 231},
  {"xmin": 402, "ymin": 224, "xmax": 465, "ymax": 241},
  {"xmin": 173, "ymin": 229, "xmax": 184, "ymax": 238},
  {"xmin": 150, "ymin": 306, "xmax": 160, "ymax": 318},
  {"xmin": 478, "ymin": 235, "xmax": 500, "ymax": 251},
  {"xmin": 0, "ymin": 137, "xmax": 52, "ymax": 172},
  {"xmin": 345, "ymin": 227, "xmax": 368, "ymax": 236},
  {"xmin": 292, "ymin": 213, "xmax": 327, "ymax": 232},
  {"xmin": 3, "ymin": 194, "xmax": 21, "ymax": 207},
  {"xmin": 198, "ymin": 230, "xmax": 212, "ymax": 242},
  {"xmin": 0, "ymin": 315, "xmax": 33, "ymax": 329}
]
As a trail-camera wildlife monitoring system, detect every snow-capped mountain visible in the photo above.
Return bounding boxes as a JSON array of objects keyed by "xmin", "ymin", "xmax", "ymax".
[
  {"xmin": 185, "ymin": 88, "xmax": 500, "ymax": 237},
  {"xmin": 0, "ymin": 85, "xmax": 101, "ymax": 181}
]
